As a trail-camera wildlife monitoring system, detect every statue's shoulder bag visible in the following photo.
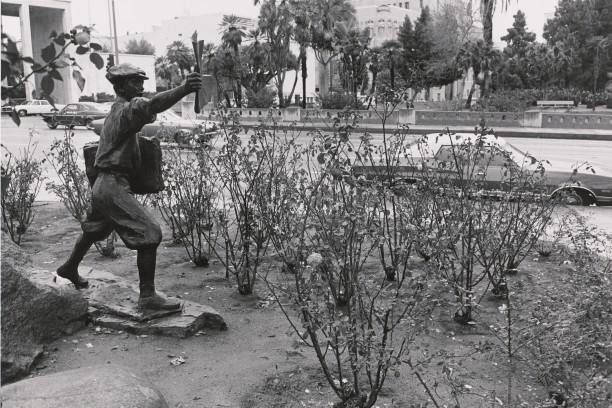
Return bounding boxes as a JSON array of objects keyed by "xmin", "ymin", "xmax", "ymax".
[{"xmin": 83, "ymin": 136, "xmax": 164, "ymax": 195}]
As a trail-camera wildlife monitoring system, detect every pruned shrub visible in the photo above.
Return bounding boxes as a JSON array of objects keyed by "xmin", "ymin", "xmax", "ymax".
[
  {"xmin": 474, "ymin": 89, "xmax": 541, "ymax": 112},
  {"xmin": 318, "ymin": 92, "xmax": 365, "ymax": 110},
  {"xmin": 263, "ymin": 107, "xmax": 437, "ymax": 408},
  {"xmin": 154, "ymin": 142, "xmax": 219, "ymax": 266},
  {"xmin": 1, "ymin": 133, "xmax": 45, "ymax": 245},
  {"xmin": 44, "ymin": 130, "xmax": 118, "ymax": 257},
  {"xmin": 245, "ymin": 86, "xmax": 277, "ymax": 108}
]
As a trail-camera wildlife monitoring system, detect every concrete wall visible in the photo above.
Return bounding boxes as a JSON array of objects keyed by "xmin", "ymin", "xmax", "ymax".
[
  {"xmin": 542, "ymin": 113, "xmax": 612, "ymax": 130},
  {"xmin": 192, "ymin": 106, "xmax": 612, "ymax": 131},
  {"xmin": 415, "ymin": 110, "xmax": 523, "ymax": 127}
]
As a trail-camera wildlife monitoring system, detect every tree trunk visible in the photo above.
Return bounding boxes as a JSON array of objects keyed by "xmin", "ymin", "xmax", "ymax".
[
  {"xmin": 480, "ymin": 0, "xmax": 494, "ymax": 98},
  {"xmin": 367, "ymin": 70, "xmax": 377, "ymax": 110},
  {"xmin": 301, "ymin": 49, "xmax": 307, "ymax": 109},
  {"xmin": 235, "ymin": 79, "xmax": 242, "ymax": 108},
  {"xmin": 465, "ymin": 81, "xmax": 476, "ymax": 109}
]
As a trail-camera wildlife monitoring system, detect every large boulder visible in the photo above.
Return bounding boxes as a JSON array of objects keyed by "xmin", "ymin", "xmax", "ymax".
[
  {"xmin": 1, "ymin": 236, "xmax": 88, "ymax": 384},
  {"xmin": 1, "ymin": 364, "xmax": 168, "ymax": 408}
]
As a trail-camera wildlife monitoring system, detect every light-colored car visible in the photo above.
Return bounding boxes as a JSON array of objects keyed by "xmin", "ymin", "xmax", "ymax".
[
  {"xmin": 13, "ymin": 100, "xmax": 66, "ymax": 117},
  {"xmin": 91, "ymin": 110, "xmax": 220, "ymax": 145},
  {"xmin": 352, "ymin": 132, "xmax": 612, "ymax": 206}
]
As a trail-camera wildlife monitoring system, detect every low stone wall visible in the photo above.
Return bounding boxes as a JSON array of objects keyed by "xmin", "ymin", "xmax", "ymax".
[
  {"xmin": 414, "ymin": 110, "xmax": 523, "ymax": 127},
  {"xmin": 541, "ymin": 113, "xmax": 612, "ymax": 130},
  {"xmin": 188, "ymin": 103, "xmax": 612, "ymax": 131}
]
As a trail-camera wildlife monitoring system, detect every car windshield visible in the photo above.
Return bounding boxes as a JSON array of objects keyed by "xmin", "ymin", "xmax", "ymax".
[
  {"xmin": 160, "ymin": 110, "xmax": 181, "ymax": 121},
  {"xmin": 405, "ymin": 134, "xmax": 540, "ymax": 169}
]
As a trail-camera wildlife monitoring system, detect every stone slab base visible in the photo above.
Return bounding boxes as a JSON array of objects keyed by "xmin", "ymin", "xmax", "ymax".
[{"xmin": 58, "ymin": 266, "xmax": 228, "ymax": 337}]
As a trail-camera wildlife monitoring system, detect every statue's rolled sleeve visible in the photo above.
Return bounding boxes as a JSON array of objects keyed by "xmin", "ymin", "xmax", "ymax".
[{"xmin": 121, "ymin": 97, "xmax": 154, "ymax": 132}]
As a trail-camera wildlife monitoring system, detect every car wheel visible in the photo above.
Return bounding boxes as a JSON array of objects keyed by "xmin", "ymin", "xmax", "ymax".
[
  {"xmin": 47, "ymin": 121, "xmax": 58, "ymax": 129},
  {"xmin": 559, "ymin": 189, "xmax": 587, "ymax": 206},
  {"xmin": 85, "ymin": 119, "xmax": 94, "ymax": 130},
  {"xmin": 17, "ymin": 110, "xmax": 27, "ymax": 117}
]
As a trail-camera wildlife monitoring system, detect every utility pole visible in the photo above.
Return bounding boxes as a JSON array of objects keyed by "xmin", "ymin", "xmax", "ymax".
[{"xmin": 111, "ymin": 0, "xmax": 120, "ymax": 64}]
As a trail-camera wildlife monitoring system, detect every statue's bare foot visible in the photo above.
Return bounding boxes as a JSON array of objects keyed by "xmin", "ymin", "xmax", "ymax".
[
  {"xmin": 138, "ymin": 292, "xmax": 182, "ymax": 310},
  {"xmin": 57, "ymin": 265, "xmax": 89, "ymax": 289}
]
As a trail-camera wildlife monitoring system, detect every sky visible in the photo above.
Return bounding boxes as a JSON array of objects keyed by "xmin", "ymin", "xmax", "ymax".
[{"xmin": 2, "ymin": 0, "xmax": 559, "ymax": 47}]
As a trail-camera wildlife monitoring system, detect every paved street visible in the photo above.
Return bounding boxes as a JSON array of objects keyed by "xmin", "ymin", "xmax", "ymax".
[{"xmin": 2, "ymin": 115, "xmax": 611, "ymax": 233}]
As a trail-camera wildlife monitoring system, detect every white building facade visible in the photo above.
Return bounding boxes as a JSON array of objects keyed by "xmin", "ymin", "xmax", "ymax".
[{"xmin": 314, "ymin": 0, "xmax": 478, "ymax": 102}]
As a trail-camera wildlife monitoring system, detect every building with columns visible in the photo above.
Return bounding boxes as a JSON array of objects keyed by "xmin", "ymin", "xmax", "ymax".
[
  {"xmin": 2, "ymin": 0, "xmax": 78, "ymax": 103},
  {"xmin": 1, "ymin": 0, "xmax": 156, "ymax": 104}
]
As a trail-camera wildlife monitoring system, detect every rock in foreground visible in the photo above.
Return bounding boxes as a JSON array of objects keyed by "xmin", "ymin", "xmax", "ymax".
[
  {"xmin": 1, "ymin": 364, "xmax": 168, "ymax": 408},
  {"xmin": 1, "ymin": 237, "xmax": 88, "ymax": 384}
]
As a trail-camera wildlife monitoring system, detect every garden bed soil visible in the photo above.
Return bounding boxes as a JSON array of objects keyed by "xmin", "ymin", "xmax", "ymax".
[{"xmin": 8, "ymin": 201, "xmax": 590, "ymax": 407}]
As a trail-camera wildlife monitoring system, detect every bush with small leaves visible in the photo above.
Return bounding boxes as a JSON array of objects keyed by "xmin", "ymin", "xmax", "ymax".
[
  {"xmin": 43, "ymin": 130, "xmax": 118, "ymax": 257},
  {"xmin": 1, "ymin": 133, "xmax": 45, "ymax": 245}
]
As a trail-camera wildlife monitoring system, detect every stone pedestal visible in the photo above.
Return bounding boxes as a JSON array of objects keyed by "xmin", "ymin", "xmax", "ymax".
[{"xmin": 72, "ymin": 267, "xmax": 227, "ymax": 337}]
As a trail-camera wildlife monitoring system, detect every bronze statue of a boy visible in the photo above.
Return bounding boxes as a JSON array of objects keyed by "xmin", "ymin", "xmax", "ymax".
[{"xmin": 57, "ymin": 63, "xmax": 201, "ymax": 310}]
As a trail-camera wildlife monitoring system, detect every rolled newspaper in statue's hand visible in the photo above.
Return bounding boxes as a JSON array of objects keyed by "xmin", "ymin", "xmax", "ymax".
[{"xmin": 191, "ymin": 31, "xmax": 204, "ymax": 114}]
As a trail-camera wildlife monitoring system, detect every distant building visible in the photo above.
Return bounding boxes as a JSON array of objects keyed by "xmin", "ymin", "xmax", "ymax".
[
  {"xmin": 355, "ymin": 4, "xmax": 418, "ymax": 48},
  {"xmin": 116, "ymin": 13, "xmax": 255, "ymax": 57},
  {"xmin": 315, "ymin": 0, "xmax": 478, "ymax": 102}
]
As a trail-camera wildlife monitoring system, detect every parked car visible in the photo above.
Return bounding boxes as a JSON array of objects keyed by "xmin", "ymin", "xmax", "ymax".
[
  {"xmin": 352, "ymin": 133, "xmax": 612, "ymax": 206},
  {"xmin": 42, "ymin": 102, "xmax": 108, "ymax": 130},
  {"xmin": 1, "ymin": 103, "xmax": 14, "ymax": 115},
  {"xmin": 90, "ymin": 109, "xmax": 220, "ymax": 145},
  {"xmin": 13, "ymin": 100, "xmax": 65, "ymax": 116}
]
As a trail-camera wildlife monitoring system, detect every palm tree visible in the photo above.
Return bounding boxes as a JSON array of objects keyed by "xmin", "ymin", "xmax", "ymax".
[
  {"xmin": 310, "ymin": 0, "xmax": 356, "ymax": 95},
  {"xmin": 380, "ymin": 40, "xmax": 402, "ymax": 89},
  {"xmin": 457, "ymin": 39, "xmax": 499, "ymax": 108},
  {"xmin": 219, "ymin": 14, "xmax": 246, "ymax": 107},
  {"xmin": 154, "ymin": 56, "xmax": 178, "ymax": 90},
  {"xmin": 199, "ymin": 42, "xmax": 226, "ymax": 107},
  {"xmin": 242, "ymin": 28, "xmax": 276, "ymax": 96},
  {"xmin": 257, "ymin": 0, "xmax": 297, "ymax": 108},
  {"xmin": 166, "ymin": 40, "xmax": 195, "ymax": 79},
  {"xmin": 334, "ymin": 21, "xmax": 371, "ymax": 95},
  {"xmin": 289, "ymin": 0, "xmax": 314, "ymax": 108},
  {"xmin": 366, "ymin": 47, "xmax": 380, "ymax": 109},
  {"xmin": 456, "ymin": 39, "xmax": 483, "ymax": 108}
]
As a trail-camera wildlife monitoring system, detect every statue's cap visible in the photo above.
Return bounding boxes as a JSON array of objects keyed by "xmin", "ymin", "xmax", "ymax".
[{"xmin": 106, "ymin": 63, "xmax": 149, "ymax": 83}]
